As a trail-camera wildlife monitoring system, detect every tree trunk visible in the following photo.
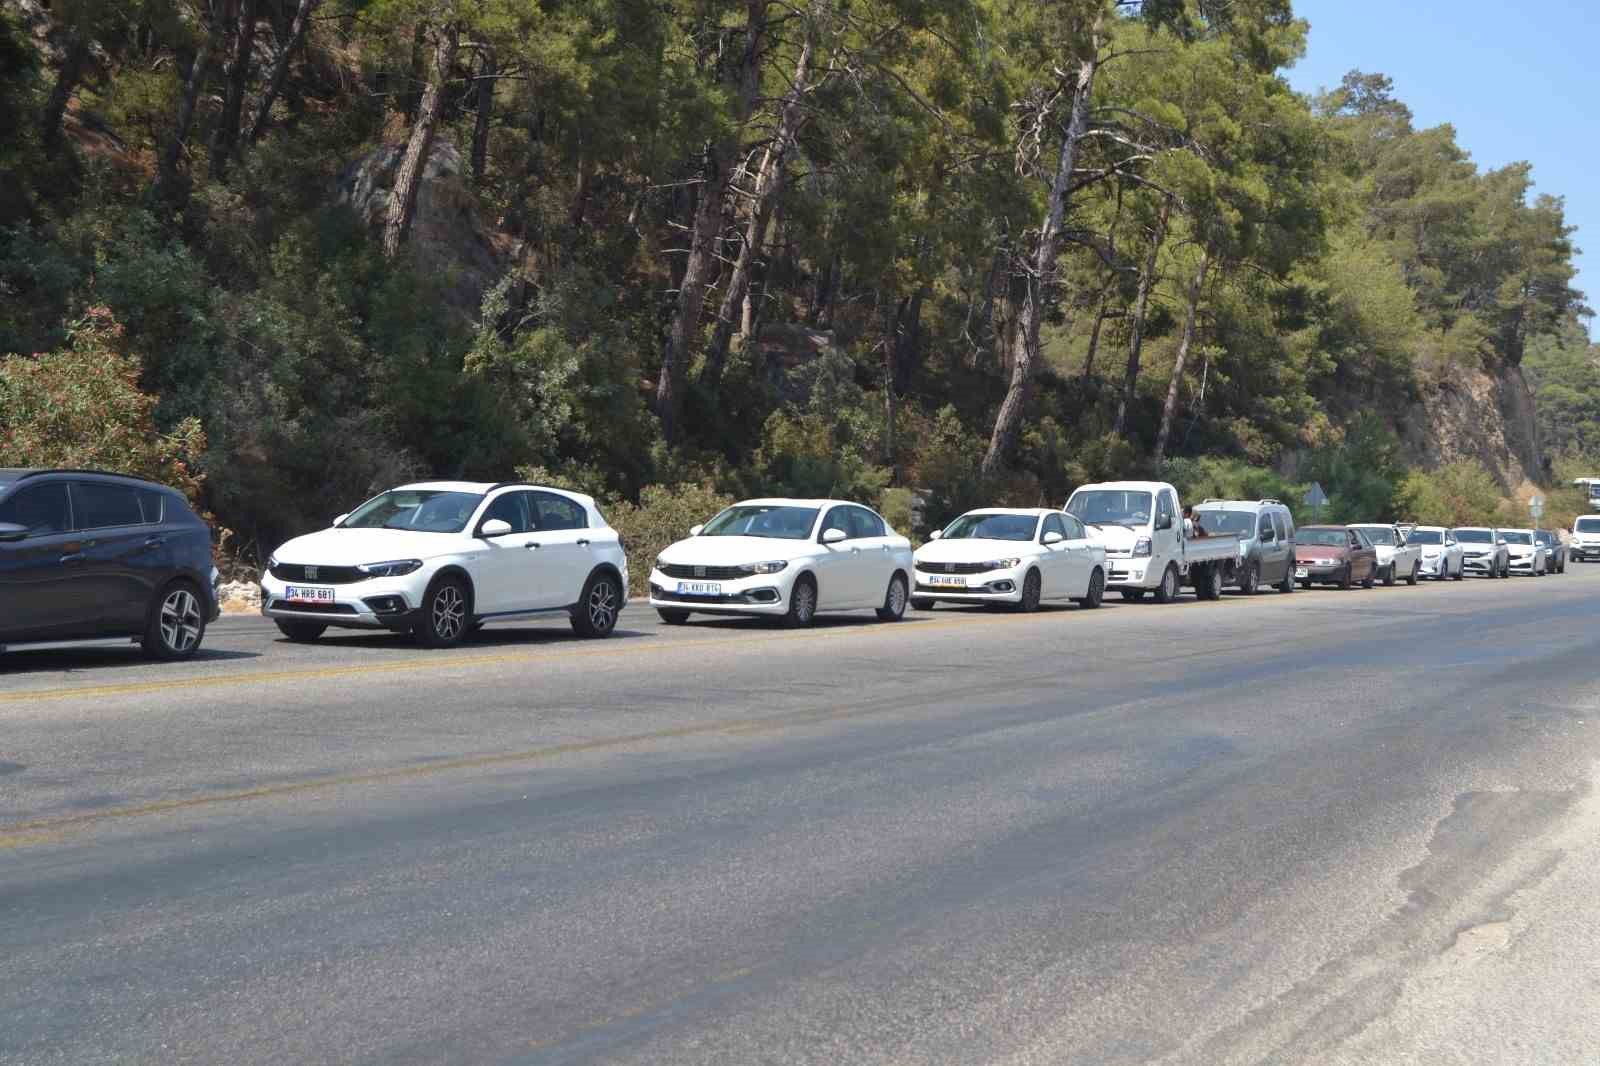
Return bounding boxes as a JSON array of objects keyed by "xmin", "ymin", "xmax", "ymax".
[
  {"xmin": 209, "ymin": 0, "xmax": 259, "ymax": 179},
  {"xmin": 383, "ymin": 21, "xmax": 459, "ymax": 260},
  {"xmin": 403, "ymin": 23, "xmax": 426, "ymax": 124},
  {"xmin": 1113, "ymin": 196, "xmax": 1170, "ymax": 438},
  {"xmin": 41, "ymin": 37, "xmax": 91, "ymax": 156},
  {"xmin": 155, "ymin": 37, "xmax": 216, "ymax": 206},
  {"xmin": 1152, "ymin": 248, "xmax": 1211, "ymax": 465},
  {"xmin": 246, "ymin": 0, "xmax": 321, "ymax": 145},
  {"xmin": 1081, "ymin": 289, "xmax": 1110, "ymax": 384},
  {"xmin": 701, "ymin": 33, "xmax": 814, "ymax": 387},
  {"xmin": 471, "ymin": 44, "xmax": 496, "ymax": 185},
  {"xmin": 980, "ymin": 40, "xmax": 1101, "ymax": 480},
  {"xmin": 655, "ymin": 0, "xmax": 767, "ymax": 441}
]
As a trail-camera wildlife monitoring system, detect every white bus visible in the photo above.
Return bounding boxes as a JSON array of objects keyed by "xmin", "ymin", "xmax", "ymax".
[{"xmin": 1573, "ymin": 478, "xmax": 1600, "ymax": 512}]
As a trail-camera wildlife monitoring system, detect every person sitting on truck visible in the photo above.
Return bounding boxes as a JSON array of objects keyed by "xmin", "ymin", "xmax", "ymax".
[{"xmin": 1183, "ymin": 505, "xmax": 1207, "ymax": 538}]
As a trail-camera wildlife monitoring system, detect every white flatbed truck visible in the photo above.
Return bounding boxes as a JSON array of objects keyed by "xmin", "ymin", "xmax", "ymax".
[{"xmin": 1063, "ymin": 480, "xmax": 1242, "ymax": 601}]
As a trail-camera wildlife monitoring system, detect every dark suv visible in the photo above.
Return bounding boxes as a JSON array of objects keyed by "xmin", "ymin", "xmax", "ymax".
[{"xmin": 0, "ymin": 469, "xmax": 220, "ymax": 660}]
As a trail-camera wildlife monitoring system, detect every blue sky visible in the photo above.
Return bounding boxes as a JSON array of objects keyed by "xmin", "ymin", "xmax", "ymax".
[{"xmin": 1285, "ymin": 0, "xmax": 1596, "ymax": 336}]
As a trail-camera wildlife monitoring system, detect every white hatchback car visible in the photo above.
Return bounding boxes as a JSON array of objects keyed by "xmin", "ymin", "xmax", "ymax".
[
  {"xmin": 1405, "ymin": 525, "xmax": 1464, "ymax": 580},
  {"xmin": 262, "ymin": 481, "xmax": 628, "ymax": 646},
  {"xmin": 648, "ymin": 498, "xmax": 914, "ymax": 627},
  {"xmin": 912, "ymin": 508, "xmax": 1107, "ymax": 611}
]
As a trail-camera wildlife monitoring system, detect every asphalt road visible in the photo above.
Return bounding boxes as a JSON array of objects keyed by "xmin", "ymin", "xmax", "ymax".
[{"xmin": 4, "ymin": 567, "xmax": 1600, "ymax": 1064}]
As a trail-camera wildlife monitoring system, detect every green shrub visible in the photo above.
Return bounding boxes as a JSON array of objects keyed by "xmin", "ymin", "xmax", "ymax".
[
  {"xmin": 1393, "ymin": 459, "xmax": 1503, "ymax": 527},
  {"xmin": 605, "ymin": 483, "xmax": 736, "ymax": 596}
]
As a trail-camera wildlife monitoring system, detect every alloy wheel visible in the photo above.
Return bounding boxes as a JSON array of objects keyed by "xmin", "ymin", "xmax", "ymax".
[
  {"xmin": 587, "ymin": 578, "xmax": 619, "ymax": 633},
  {"xmin": 159, "ymin": 588, "xmax": 203, "ymax": 654},
  {"xmin": 431, "ymin": 584, "xmax": 466, "ymax": 642}
]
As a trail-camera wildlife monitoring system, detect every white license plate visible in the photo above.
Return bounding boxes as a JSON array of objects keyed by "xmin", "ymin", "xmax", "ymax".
[
  {"xmin": 285, "ymin": 585, "xmax": 336, "ymax": 603},
  {"xmin": 1294, "ymin": 568, "xmax": 1308, "ymax": 578},
  {"xmin": 927, "ymin": 575, "xmax": 968, "ymax": 588},
  {"xmin": 676, "ymin": 581, "xmax": 722, "ymax": 597}
]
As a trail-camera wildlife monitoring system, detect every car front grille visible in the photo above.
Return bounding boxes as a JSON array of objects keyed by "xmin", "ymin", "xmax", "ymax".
[
  {"xmin": 917, "ymin": 561, "xmax": 991, "ymax": 575},
  {"xmin": 270, "ymin": 600, "xmax": 359, "ymax": 614},
  {"xmin": 270, "ymin": 563, "xmax": 366, "ymax": 584},
  {"xmin": 657, "ymin": 563, "xmax": 753, "ymax": 580}
]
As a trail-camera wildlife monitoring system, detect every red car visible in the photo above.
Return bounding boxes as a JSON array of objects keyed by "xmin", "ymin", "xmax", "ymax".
[{"xmin": 1294, "ymin": 525, "xmax": 1379, "ymax": 589}]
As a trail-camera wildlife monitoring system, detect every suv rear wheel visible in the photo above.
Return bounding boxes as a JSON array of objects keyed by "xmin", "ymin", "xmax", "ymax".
[
  {"xmin": 142, "ymin": 581, "xmax": 206, "ymax": 661},
  {"xmin": 572, "ymin": 571, "xmax": 622, "ymax": 638}
]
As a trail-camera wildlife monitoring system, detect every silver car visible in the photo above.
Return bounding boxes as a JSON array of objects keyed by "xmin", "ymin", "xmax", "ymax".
[{"xmin": 1452, "ymin": 527, "xmax": 1509, "ymax": 578}]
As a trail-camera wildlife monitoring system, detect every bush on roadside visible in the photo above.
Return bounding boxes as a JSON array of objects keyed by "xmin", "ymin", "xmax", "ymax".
[{"xmin": 1393, "ymin": 459, "xmax": 1503, "ymax": 528}]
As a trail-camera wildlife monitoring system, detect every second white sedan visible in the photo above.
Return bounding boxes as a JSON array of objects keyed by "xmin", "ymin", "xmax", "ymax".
[
  {"xmin": 1406, "ymin": 525, "xmax": 1464, "ymax": 580},
  {"xmin": 648, "ymin": 498, "xmax": 914, "ymax": 627},
  {"xmin": 912, "ymin": 509, "xmax": 1108, "ymax": 611}
]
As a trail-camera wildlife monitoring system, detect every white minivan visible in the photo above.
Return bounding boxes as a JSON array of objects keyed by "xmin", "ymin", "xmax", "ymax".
[{"xmin": 1571, "ymin": 515, "xmax": 1600, "ymax": 562}]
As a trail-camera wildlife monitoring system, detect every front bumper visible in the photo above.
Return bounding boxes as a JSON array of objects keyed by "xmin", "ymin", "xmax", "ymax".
[
  {"xmin": 1418, "ymin": 555, "xmax": 1448, "ymax": 575},
  {"xmin": 648, "ymin": 568, "xmax": 793, "ymax": 616},
  {"xmin": 1104, "ymin": 558, "xmax": 1155, "ymax": 588},
  {"xmin": 260, "ymin": 570, "xmax": 424, "ymax": 630},
  {"xmin": 912, "ymin": 566, "xmax": 1024, "ymax": 603},
  {"xmin": 1570, "ymin": 542, "xmax": 1598, "ymax": 560},
  {"xmin": 1507, "ymin": 555, "xmax": 1541, "ymax": 574},
  {"xmin": 1293, "ymin": 561, "xmax": 1344, "ymax": 581},
  {"xmin": 1461, "ymin": 554, "xmax": 1497, "ymax": 574}
]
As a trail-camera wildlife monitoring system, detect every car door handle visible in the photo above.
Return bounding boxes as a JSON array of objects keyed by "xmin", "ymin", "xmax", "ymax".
[
  {"xmin": 60, "ymin": 552, "xmax": 86, "ymax": 565},
  {"xmin": 525, "ymin": 542, "xmax": 541, "ymax": 550},
  {"xmin": 143, "ymin": 536, "xmax": 165, "ymax": 549},
  {"xmin": 577, "ymin": 538, "xmax": 591, "ymax": 546}
]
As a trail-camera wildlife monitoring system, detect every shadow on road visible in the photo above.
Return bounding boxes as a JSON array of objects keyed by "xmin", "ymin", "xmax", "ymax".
[{"xmin": 0, "ymin": 648, "xmax": 262, "ymax": 676}]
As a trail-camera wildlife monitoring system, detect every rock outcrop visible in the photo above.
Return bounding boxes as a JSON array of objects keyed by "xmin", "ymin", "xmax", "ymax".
[{"xmin": 1402, "ymin": 361, "xmax": 1542, "ymax": 496}]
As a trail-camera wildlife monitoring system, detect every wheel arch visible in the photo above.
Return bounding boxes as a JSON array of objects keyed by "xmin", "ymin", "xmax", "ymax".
[{"xmin": 428, "ymin": 565, "xmax": 476, "ymax": 612}]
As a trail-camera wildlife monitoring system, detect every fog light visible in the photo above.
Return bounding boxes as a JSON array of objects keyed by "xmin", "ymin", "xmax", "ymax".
[
  {"xmin": 993, "ymin": 580, "xmax": 1015, "ymax": 593},
  {"xmin": 750, "ymin": 587, "xmax": 780, "ymax": 604},
  {"xmin": 362, "ymin": 595, "xmax": 408, "ymax": 614}
]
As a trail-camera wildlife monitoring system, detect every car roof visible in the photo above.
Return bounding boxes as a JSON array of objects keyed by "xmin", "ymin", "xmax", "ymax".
[
  {"xmin": 1348, "ymin": 522, "xmax": 1393, "ymax": 528},
  {"xmin": 396, "ymin": 480, "xmax": 596, "ymax": 505},
  {"xmin": 1072, "ymin": 481, "xmax": 1169, "ymax": 493},
  {"xmin": 962, "ymin": 507, "xmax": 1056, "ymax": 517},
  {"xmin": 735, "ymin": 498, "xmax": 866, "ymax": 509},
  {"xmin": 0, "ymin": 468, "xmax": 167, "ymax": 489}
]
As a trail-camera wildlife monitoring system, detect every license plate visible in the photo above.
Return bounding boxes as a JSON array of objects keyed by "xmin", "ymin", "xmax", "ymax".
[
  {"xmin": 927, "ymin": 575, "xmax": 968, "ymax": 588},
  {"xmin": 676, "ymin": 581, "xmax": 722, "ymax": 597},
  {"xmin": 285, "ymin": 585, "xmax": 336, "ymax": 603},
  {"xmin": 1294, "ymin": 567, "xmax": 1308, "ymax": 578}
]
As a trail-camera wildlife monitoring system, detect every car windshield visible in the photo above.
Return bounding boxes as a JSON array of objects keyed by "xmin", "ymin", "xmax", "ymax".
[
  {"xmin": 1298, "ymin": 528, "xmax": 1348, "ymax": 547},
  {"xmin": 1454, "ymin": 529, "xmax": 1492, "ymax": 543},
  {"xmin": 1066, "ymin": 490, "xmax": 1153, "ymax": 527},
  {"xmin": 1407, "ymin": 529, "xmax": 1443, "ymax": 545},
  {"xmin": 701, "ymin": 504, "xmax": 819, "ymax": 539},
  {"xmin": 1502, "ymin": 531, "xmax": 1533, "ymax": 545},
  {"xmin": 1537, "ymin": 531, "xmax": 1556, "ymax": 546},
  {"xmin": 1577, "ymin": 517, "xmax": 1600, "ymax": 532},
  {"xmin": 1195, "ymin": 509, "xmax": 1255, "ymax": 535},
  {"xmin": 941, "ymin": 513, "xmax": 1039, "ymax": 542},
  {"xmin": 343, "ymin": 489, "xmax": 483, "ymax": 533},
  {"xmin": 1354, "ymin": 526, "xmax": 1395, "ymax": 545}
]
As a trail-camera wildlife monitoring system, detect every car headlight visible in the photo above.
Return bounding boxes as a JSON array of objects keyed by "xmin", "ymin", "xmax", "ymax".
[
  {"xmin": 984, "ymin": 557, "xmax": 1024, "ymax": 570},
  {"xmin": 1133, "ymin": 537, "xmax": 1152, "ymax": 558},
  {"xmin": 746, "ymin": 560, "xmax": 789, "ymax": 575},
  {"xmin": 266, "ymin": 554, "xmax": 278, "ymax": 569},
  {"xmin": 356, "ymin": 559, "xmax": 423, "ymax": 578}
]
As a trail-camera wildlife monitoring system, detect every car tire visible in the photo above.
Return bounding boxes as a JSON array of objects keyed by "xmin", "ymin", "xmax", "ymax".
[
  {"xmin": 141, "ymin": 580, "xmax": 207, "ymax": 661},
  {"xmin": 1121, "ymin": 589, "xmax": 1147, "ymax": 602},
  {"xmin": 1278, "ymin": 565, "xmax": 1294, "ymax": 593},
  {"xmin": 1239, "ymin": 563, "xmax": 1258, "ymax": 595},
  {"xmin": 1382, "ymin": 564, "xmax": 1396, "ymax": 587},
  {"xmin": 1298, "ymin": 579, "xmax": 1311, "ymax": 589},
  {"xmin": 1339, "ymin": 565, "xmax": 1353, "ymax": 590},
  {"xmin": 1014, "ymin": 569, "xmax": 1042, "ymax": 613},
  {"xmin": 415, "ymin": 576, "xmax": 471, "ymax": 648},
  {"xmin": 911, "ymin": 597, "xmax": 935, "ymax": 611},
  {"xmin": 1405, "ymin": 563, "xmax": 1418, "ymax": 586},
  {"xmin": 1077, "ymin": 567, "xmax": 1105, "ymax": 609},
  {"xmin": 782, "ymin": 574, "xmax": 818, "ymax": 628},
  {"xmin": 876, "ymin": 573, "xmax": 909, "ymax": 622},
  {"xmin": 571, "ymin": 570, "xmax": 623, "ymax": 638},
  {"xmin": 1363, "ymin": 566, "xmax": 1375, "ymax": 589},
  {"xmin": 1153, "ymin": 564, "xmax": 1180, "ymax": 604},
  {"xmin": 657, "ymin": 608, "xmax": 691, "ymax": 625},
  {"xmin": 276, "ymin": 621, "xmax": 327, "ymax": 643},
  {"xmin": 1452, "ymin": 562, "xmax": 1464, "ymax": 581}
]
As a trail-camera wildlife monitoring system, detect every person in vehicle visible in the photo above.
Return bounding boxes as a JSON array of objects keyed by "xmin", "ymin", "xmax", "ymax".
[{"xmin": 1183, "ymin": 505, "xmax": 1207, "ymax": 538}]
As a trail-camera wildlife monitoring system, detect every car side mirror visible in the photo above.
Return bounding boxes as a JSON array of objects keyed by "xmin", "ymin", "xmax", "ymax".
[
  {"xmin": 1498, "ymin": 538, "xmax": 1508, "ymax": 546},
  {"xmin": 332, "ymin": 512, "xmax": 349, "ymax": 528},
  {"xmin": 822, "ymin": 527, "xmax": 848, "ymax": 545},
  {"xmin": 1042, "ymin": 531, "xmax": 1064, "ymax": 545},
  {"xmin": 928, "ymin": 529, "xmax": 943, "ymax": 540},
  {"xmin": 480, "ymin": 518, "xmax": 513, "ymax": 538},
  {"xmin": 0, "ymin": 522, "xmax": 28, "ymax": 543},
  {"xmin": 689, "ymin": 524, "xmax": 704, "ymax": 537},
  {"xmin": 1156, "ymin": 515, "xmax": 1173, "ymax": 531}
]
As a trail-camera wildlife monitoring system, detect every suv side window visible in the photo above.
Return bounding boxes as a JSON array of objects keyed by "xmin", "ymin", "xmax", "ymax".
[
  {"xmin": 531, "ymin": 492, "xmax": 587, "ymax": 531},
  {"xmin": 848, "ymin": 506, "xmax": 885, "ymax": 539},
  {"xmin": 71, "ymin": 481, "xmax": 146, "ymax": 530},
  {"xmin": 1271, "ymin": 512, "xmax": 1287, "ymax": 541},
  {"xmin": 1257, "ymin": 514, "xmax": 1275, "ymax": 541},
  {"xmin": 0, "ymin": 483, "xmax": 72, "ymax": 535},
  {"xmin": 481, "ymin": 492, "xmax": 532, "ymax": 533},
  {"xmin": 137, "ymin": 488, "xmax": 166, "ymax": 524}
]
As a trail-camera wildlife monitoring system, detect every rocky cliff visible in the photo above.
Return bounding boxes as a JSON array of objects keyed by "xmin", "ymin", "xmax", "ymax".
[{"xmin": 1401, "ymin": 361, "xmax": 1543, "ymax": 497}]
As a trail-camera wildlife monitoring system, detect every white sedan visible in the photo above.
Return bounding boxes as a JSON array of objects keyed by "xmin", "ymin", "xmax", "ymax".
[
  {"xmin": 1405, "ymin": 526, "xmax": 1464, "ymax": 580},
  {"xmin": 1350, "ymin": 523, "xmax": 1422, "ymax": 586},
  {"xmin": 262, "ymin": 481, "xmax": 629, "ymax": 646},
  {"xmin": 912, "ymin": 508, "xmax": 1107, "ymax": 611},
  {"xmin": 648, "ymin": 498, "xmax": 914, "ymax": 627},
  {"xmin": 1501, "ymin": 528, "xmax": 1549, "ymax": 576}
]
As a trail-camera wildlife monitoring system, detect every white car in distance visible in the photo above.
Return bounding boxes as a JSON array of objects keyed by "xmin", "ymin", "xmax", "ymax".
[
  {"xmin": 1570, "ymin": 515, "xmax": 1600, "ymax": 562},
  {"xmin": 648, "ymin": 499, "xmax": 914, "ymax": 627},
  {"xmin": 1500, "ymin": 528, "xmax": 1548, "ymax": 576},
  {"xmin": 912, "ymin": 509, "xmax": 1107, "ymax": 612},
  {"xmin": 262, "ymin": 481, "xmax": 628, "ymax": 646},
  {"xmin": 1405, "ymin": 526, "xmax": 1464, "ymax": 580},
  {"xmin": 1350, "ymin": 523, "xmax": 1422, "ymax": 586}
]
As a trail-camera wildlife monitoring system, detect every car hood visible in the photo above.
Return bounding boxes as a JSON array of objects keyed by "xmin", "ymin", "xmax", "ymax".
[
  {"xmin": 658, "ymin": 535, "xmax": 816, "ymax": 566},
  {"xmin": 915, "ymin": 539, "xmax": 1038, "ymax": 564},
  {"xmin": 1082, "ymin": 524, "xmax": 1144, "ymax": 552},
  {"xmin": 271, "ymin": 527, "xmax": 465, "ymax": 565}
]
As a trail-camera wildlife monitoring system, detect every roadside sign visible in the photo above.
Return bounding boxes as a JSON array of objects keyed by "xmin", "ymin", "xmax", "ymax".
[
  {"xmin": 1303, "ymin": 482, "xmax": 1327, "ymax": 515},
  {"xmin": 1530, "ymin": 494, "xmax": 1544, "ymax": 521}
]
